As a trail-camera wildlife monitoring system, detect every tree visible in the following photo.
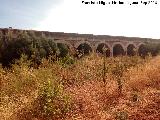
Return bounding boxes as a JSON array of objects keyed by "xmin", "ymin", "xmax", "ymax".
[
  {"xmin": 0, "ymin": 32, "xmax": 32, "ymax": 66},
  {"xmin": 57, "ymin": 43, "xmax": 69, "ymax": 58}
]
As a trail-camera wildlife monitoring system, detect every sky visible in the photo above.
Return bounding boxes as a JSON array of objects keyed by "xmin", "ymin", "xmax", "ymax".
[{"xmin": 0, "ymin": 0, "xmax": 160, "ymax": 39}]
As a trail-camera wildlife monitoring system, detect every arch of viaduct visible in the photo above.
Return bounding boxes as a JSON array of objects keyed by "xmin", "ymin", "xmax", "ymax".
[
  {"xmin": 0, "ymin": 28, "xmax": 159, "ymax": 57},
  {"xmin": 55, "ymin": 38, "xmax": 144, "ymax": 56}
]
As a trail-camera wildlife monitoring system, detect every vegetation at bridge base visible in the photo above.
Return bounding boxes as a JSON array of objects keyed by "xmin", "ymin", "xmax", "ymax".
[
  {"xmin": 139, "ymin": 42, "xmax": 160, "ymax": 57},
  {"xmin": 0, "ymin": 32, "xmax": 72, "ymax": 67},
  {"xmin": 0, "ymin": 32, "xmax": 32, "ymax": 66}
]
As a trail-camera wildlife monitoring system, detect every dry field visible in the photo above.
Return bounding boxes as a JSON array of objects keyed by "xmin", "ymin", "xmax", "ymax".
[{"xmin": 1, "ymin": 54, "xmax": 160, "ymax": 120}]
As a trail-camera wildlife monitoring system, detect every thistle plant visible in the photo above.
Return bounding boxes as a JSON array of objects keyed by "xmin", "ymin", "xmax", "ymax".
[
  {"xmin": 101, "ymin": 47, "xmax": 109, "ymax": 82},
  {"xmin": 112, "ymin": 61, "xmax": 125, "ymax": 95},
  {"xmin": 131, "ymin": 88, "xmax": 139, "ymax": 102}
]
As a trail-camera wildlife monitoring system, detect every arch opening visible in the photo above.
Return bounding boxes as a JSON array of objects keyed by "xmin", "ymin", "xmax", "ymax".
[
  {"xmin": 77, "ymin": 43, "xmax": 92, "ymax": 56},
  {"xmin": 113, "ymin": 44, "xmax": 125, "ymax": 57},
  {"xmin": 96, "ymin": 43, "xmax": 110, "ymax": 57},
  {"xmin": 57, "ymin": 43, "xmax": 70, "ymax": 57},
  {"xmin": 138, "ymin": 44, "xmax": 147, "ymax": 57},
  {"xmin": 127, "ymin": 44, "xmax": 136, "ymax": 56}
]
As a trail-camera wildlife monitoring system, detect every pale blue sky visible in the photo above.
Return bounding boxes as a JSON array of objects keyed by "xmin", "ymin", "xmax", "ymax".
[{"xmin": 0, "ymin": 0, "xmax": 62, "ymax": 29}]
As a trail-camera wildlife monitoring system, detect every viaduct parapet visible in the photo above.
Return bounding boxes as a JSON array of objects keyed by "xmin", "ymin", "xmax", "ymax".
[{"xmin": 0, "ymin": 28, "xmax": 160, "ymax": 56}]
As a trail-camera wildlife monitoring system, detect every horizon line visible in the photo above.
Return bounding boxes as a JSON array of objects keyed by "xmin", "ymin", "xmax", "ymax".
[{"xmin": 1, "ymin": 27, "xmax": 160, "ymax": 40}]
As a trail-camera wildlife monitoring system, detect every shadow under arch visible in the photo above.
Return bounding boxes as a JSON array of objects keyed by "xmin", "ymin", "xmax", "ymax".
[
  {"xmin": 113, "ymin": 44, "xmax": 125, "ymax": 57},
  {"xmin": 127, "ymin": 44, "xmax": 136, "ymax": 56},
  {"xmin": 77, "ymin": 43, "xmax": 92, "ymax": 56},
  {"xmin": 138, "ymin": 44, "xmax": 148, "ymax": 57},
  {"xmin": 96, "ymin": 43, "xmax": 110, "ymax": 57}
]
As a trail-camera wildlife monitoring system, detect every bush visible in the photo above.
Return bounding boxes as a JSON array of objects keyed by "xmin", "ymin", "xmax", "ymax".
[
  {"xmin": 30, "ymin": 37, "xmax": 58, "ymax": 66},
  {"xmin": 57, "ymin": 43, "xmax": 69, "ymax": 58},
  {"xmin": 0, "ymin": 32, "xmax": 32, "ymax": 66},
  {"xmin": 0, "ymin": 32, "xmax": 58, "ymax": 67},
  {"xmin": 58, "ymin": 55, "xmax": 75, "ymax": 67},
  {"xmin": 140, "ymin": 43, "xmax": 160, "ymax": 57},
  {"xmin": 32, "ymin": 79, "xmax": 71, "ymax": 119}
]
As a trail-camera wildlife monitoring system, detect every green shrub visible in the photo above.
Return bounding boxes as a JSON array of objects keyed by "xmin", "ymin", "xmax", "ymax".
[
  {"xmin": 0, "ymin": 32, "xmax": 58, "ymax": 67},
  {"xmin": 0, "ymin": 32, "xmax": 32, "ymax": 66},
  {"xmin": 57, "ymin": 43, "xmax": 69, "ymax": 58},
  {"xmin": 33, "ymin": 79, "xmax": 71, "ymax": 119},
  {"xmin": 58, "ymin": 55, "xmax": 75, "ymax": 67}
]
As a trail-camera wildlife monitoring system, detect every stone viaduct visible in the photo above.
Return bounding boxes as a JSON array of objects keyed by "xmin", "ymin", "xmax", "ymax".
[{"xmin": 0, "ymin": 28, "xmax": 160, "ymax": 57}]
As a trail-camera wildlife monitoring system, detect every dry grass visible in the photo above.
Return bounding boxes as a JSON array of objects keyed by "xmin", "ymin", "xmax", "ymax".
[{"xmin": 1, "ymin": 54, "xmax": 160, "ymax": 120}]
